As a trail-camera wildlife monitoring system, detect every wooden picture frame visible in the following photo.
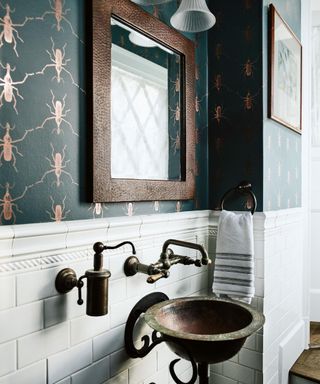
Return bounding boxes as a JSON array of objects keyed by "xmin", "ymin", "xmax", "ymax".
[
  {"xmin": 90, "ymin": 0, "xmax": 196, "ymax": 202},
  {"xmin": 269, "ymin": 4, "xmax": 302, "ymax": 134}
]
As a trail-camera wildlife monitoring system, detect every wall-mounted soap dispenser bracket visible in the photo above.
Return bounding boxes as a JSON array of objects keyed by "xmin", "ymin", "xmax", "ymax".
[{"xmin": 55, "ymin": 240, "xmax": 136, "ymax": 316}]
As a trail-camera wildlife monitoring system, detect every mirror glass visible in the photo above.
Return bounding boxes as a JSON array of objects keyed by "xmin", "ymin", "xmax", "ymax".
[{"xmin": 111, "ymin": 17, "xmax": 183, "ymax": 181}]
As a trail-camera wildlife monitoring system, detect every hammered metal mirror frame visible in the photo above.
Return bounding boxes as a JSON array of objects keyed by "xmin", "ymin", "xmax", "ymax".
[{"xmin": 91, "ymin": 0, "xmax": 196, "ymax": 202}]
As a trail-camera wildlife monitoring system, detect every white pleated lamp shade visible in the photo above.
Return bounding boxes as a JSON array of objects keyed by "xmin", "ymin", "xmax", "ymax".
[
  {"xmin": 131, "ymin": 0, "xmax": 172, "ymax": 5},
  {"xmin": 170, "ymin": 0, "xmax": 216, "ymax": 33}
]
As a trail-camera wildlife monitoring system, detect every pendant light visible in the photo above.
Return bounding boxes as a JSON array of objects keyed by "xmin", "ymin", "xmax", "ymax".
[{"xmin": 170, "ymin": 0, "xmax": 216, "ymax": 33}]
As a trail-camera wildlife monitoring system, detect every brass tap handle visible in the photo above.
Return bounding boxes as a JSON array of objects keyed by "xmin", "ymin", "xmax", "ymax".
[{"xmin": 147, "ymin": 271, "xmax": 169, "ymax": 284}]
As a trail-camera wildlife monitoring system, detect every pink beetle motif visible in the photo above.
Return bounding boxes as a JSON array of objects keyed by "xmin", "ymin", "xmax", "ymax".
[
  {"xmin": 213, "ymin": 74, "xmax": 222, "ymax": 92},
  {"xmin": 195, "ymin": 65, "xmax": 200, "ymax": 81},
  {"xmin": 88, "ymin": 202, "xmax": 108, "ymax": 218},
  {"xmin": 213, "ymin": 105, "xmax": 225, "ymax": 125},
  {"xmin": 243, "ymin": 91, "xmax": 258, "ymax": 110},
  {"xmin": 0, "ymin": 122, "xmax": 33, "ymax": 171},
  {"xmin": 171, "ymin": 75, "xmax": 180, "ymax": 95},
  {"xmin": 37, "ymin": 143, "xmax": 78, "ymax": 187},
  {"xmin": 36, "ymin": 38, "xmax": 84, "ymax": 92},
  {"xmin": 0, "ymin": 62, "xmax": 33, "ymax": 114},
  {"xmin": 195, "ymin": 94, "xmax": 207, "ymax": 114},
  {"xmin": 153, "ymin": 201, "xmax": 160, "ymax": 213},
  {"xmin": 36, "ymin": 90, "xmax": 77, "ymax": 135},
  {"xmin": 0, "ymin": 3, "xmax": 32, "ymax": 57},
  {"xmin": 37, "ymin": 0, "xmax": 83, "ymax": 43},
  {"xmin": 0, "ymin": 183, "xmax": 31, "ymax": 223},
  {"xmin": 124, "ymin": 202, "xmax": 135, "ymax": 217},
  {"xmin": 242, "ymin": 58, "xmax": 257, "ymax": 78},
  {"xmin": 170, "ymin": 131, "xmax": 180, "ymax": 155},
  {"xmin": 170, "ymin": 103, "xmax": 180, "ymax": 124},
  {"xmin": 244, "ymin": 0, "xmax": 253, "ymax": 10},
  {"xmin": 47, "ymin": 195, "xmax": 70, "ymax": 222}
]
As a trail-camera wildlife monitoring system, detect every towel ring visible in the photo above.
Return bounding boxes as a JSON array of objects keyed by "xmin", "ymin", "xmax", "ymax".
[{"xmin": 220, "ymin": 181, "xmax": 257, "ymax": 215}]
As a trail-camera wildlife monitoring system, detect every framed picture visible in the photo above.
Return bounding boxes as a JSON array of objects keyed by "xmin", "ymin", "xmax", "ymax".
[{"xmin": 269, "ymin": 4, "xmax": 302, "ymax": 134}]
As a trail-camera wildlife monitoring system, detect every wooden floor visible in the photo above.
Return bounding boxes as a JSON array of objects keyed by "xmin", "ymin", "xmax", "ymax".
[{"xmin": 290, "ymin": 323, "xmax": 320, "ymax": 383}]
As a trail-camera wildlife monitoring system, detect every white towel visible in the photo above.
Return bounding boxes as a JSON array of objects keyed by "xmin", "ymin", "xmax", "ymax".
[{"xmin": 212, "ymin": 210, "xmax": 255, "ymax": 303}]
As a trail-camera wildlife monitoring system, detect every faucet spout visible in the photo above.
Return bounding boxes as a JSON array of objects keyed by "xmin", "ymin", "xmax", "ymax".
[{"xmin": 161, "ymin": 239, "xmax": 211, "ymax": 266}]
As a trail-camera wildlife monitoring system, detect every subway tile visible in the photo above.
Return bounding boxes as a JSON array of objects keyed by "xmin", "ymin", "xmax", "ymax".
[
  {"xmin": 93, "ymin": 324, "xmax": 125, "ymax": 361},
  {"xmin": 126, "ymin": 273, "xmax": 154, "ymax": 299},
  {"xmin": 44, "ymin": 288, "xmax": 86, "ymax": 327},
  {"xmin": 0, "ymin": 226, "xmax": 14, "ymax": 258},
  {"xmin": 110, "ymin": 348, "xmax": 135, "ymax": 377},
  {"xmin": 103, "ymin": 370, "xmax": 128, "ymax": 384},
  {"xmin": 0, "ymin": 341, "xmax": 16, "ymax": 377},
  {"xmin": 16, "ymin": 266, "xmax": 61, "ymax": 305},
  {"xmin": 0, "ymin": 360, "xmax": 46, "ymax": 384},
  {"xmin": 107, "ymin": 216, "xmax": 142, "ymax": 244},
  {"xmin": 0, "ymin": 276, "xmax": 15, "ymax": 310},
  {"xmin": 110, "ymin": 296, "xmax": 141, "ymax": 329},
  {"xmin": 210, "ymin": 372, "xmax": 237, "ymax": 384},
  {"xmin": 157, "ymin": 344, "xmax": 177, "ymax": 371},
  {"xmin": 47, "ymin": 340, "xmax": 92, "ymax": 384},
  {"xmin": 65, "ymin": 219, "xmax": 109, "ymax": 250},
  {"xmin": 71, "ymin": 314, "xmax": 110, "ymax": 345},
  {"xmin": 255, "ymin": 370, "xmax": 263, "ymax": 384},
  {"xmin": 157, "ymin": 344, "xmax": 189, "ymax": 376},
  {"xmin": 210, "ymin": 362, "xmax": 223, "ymax": 375},
  {"xmin": 223, "ymin": 361, "xmax": 254, "ymax": 384},
  {"xmin": 143, "ymin": 367, "xmax": 168, "ymax": 384},
  {"xmin": 109, "ymin": 252, "xmax": 130, "ymax": 280},
  {"xmin": 239, "ymin": 348, "xmax": 262, "ymax": 371},
  {"xmin": 128, "ymin": 353, "xmax": 157, "ymax": 384},
  {"xmin": 56, "ymin": 379, "xmax": 71, "ymax": 384},
  {"xmin": 109, "ymin": 278, "xmax": 127, "ymax": 305},
  {"xmin": 243, "ymin": 334, "xmax": 256, "ymax": 351},
  {"xmin": 12, "ymin": 222, "xmax": 68, "ymax": 257},
  {"xmin": 18, "ymin": 322, "xmax": 69, "ymax": 368},
  {"xmin": 0, "ymin": 301, "xmax": 43, "ymax": 343},
  {"xmin": 71, "ymin": 356, "xmax": 110, "ymax": 384}
]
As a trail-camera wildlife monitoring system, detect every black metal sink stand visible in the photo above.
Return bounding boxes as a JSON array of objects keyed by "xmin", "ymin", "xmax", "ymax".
[{"xmin": 124, "ymin": 292, "xmax": 210, "ymax": 384}]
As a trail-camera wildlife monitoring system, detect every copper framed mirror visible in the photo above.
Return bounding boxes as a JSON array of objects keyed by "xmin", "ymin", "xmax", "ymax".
[{"xmin": 91, "ymin": 0, "xmax": 195, "ymax": 202}]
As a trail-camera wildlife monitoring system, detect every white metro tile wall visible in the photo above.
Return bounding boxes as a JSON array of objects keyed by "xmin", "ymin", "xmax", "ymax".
[
  {"xmin": 209, "ymin": 208, "xmax": 304, "ymax": 384},
  {"xmin": 0, "ymin": 209, "xmax": 305, "ymax": 384},
  {"xmin": 0, "ymin": 211, "xmax": 210, "ymax": 384}
]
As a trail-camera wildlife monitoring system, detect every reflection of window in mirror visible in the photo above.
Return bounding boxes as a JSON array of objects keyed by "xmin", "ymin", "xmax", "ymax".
[{"xmin": 111, "ymin": 18, "xmax": 182, "ymax": 181}]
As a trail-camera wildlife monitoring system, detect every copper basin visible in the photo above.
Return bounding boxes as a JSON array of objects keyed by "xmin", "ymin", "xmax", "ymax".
[{"xmin": 145, "ymin": 296, "xmax": 265, "ymax": 364}]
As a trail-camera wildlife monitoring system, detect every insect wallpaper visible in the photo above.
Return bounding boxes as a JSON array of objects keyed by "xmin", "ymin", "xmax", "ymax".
[
  {"xmin": 208, "ymin": 0, "xmax": 301, "ymax": 211},
  {"xmin": 0, "ymin": 0, "xmax": 209, "ymax": 224}
]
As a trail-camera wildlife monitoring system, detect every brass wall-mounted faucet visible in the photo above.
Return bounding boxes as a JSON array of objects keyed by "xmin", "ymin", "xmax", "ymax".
[
  {"xmin": 124, "ymin": 239, "xmax": 211, "ymax": 283},
  {"xmin": 55, "ymin": 240, "xmax": 136, "ymax": 316}
]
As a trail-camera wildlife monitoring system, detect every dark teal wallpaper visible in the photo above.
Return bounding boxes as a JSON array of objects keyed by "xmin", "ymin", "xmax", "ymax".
[
  {"xmin": 0, "ymin": 0, "xmax": 208, "ymax": 224},
  {"xmin": 208, "ymin": 0, "xmax": 263, "ymax": 212},
  {"xmin": 208, "ymin": 0, "xmax": 301, "ymax": 212}
]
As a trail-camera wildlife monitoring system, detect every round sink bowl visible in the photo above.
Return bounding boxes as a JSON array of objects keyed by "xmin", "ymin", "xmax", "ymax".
[{"xmin": 145, "ymin": 296, "xmax": 265, "ymax": 364}]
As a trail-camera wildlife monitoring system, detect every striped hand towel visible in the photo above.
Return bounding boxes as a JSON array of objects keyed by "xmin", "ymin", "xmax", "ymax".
[{"xmin": 212, "ymin": 210, "xmax": 254, "ymax": 303}]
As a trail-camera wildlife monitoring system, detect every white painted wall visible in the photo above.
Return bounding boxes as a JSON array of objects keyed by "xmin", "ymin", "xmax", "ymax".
[{"xmin": 309, "ymin": 0, "xmax": 320, "ymax": 322}]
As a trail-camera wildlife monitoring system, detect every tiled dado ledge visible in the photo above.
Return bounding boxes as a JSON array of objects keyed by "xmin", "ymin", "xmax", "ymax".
[
  {"xmin": 0, "ymin": 208, "xmax": 304, "ymax": 273},
  {"xmin": 0, "ymin": 210, "xmax": 213, "ymax": 273}
]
